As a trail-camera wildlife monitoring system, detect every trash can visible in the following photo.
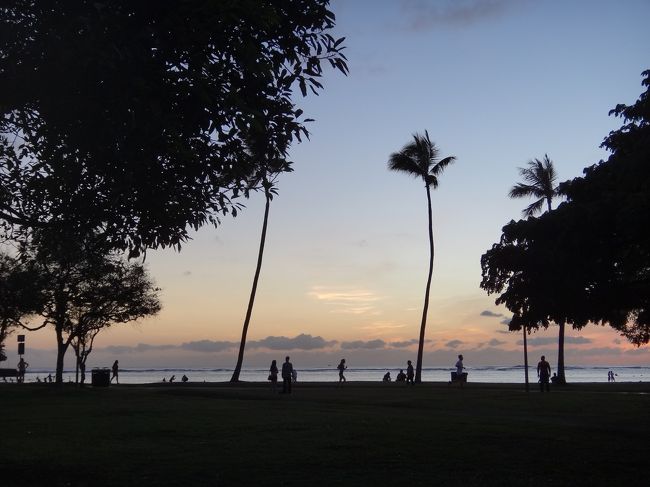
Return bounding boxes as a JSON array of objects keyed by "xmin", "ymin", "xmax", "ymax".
[
  {"xmin": 91, "ymin": 368, "xmax": 110, "ymax": 387},
  {"xmin": 450, "ymin": 372, "xmax": 468, "ymax": 383}
]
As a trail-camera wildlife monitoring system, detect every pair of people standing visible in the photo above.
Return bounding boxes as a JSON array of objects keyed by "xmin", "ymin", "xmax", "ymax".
[{"xmin": 269, "ymin": 357, "xmax": 294, "ymax": 393}]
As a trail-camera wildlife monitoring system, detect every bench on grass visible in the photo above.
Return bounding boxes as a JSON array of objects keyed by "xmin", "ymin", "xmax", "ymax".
[{"xmin": 0, "ymin": 368, "xmax": 19, "ymax": 379}]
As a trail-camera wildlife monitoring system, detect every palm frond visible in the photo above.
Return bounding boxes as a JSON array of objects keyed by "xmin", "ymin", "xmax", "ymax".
[
  {"xmin": 388, "ymin": 151, "xmax": 425, "ymax": 178},
  {"xmin": 430, "ymin": 156, "xmax": 457, "ymax": 176},
  {"xmin": 509, "ymin": 183, "xmax": 544, "ymax": 199},
  {"xmin": 388, "ymin": 131, "xmax": 455, "ymax": 186},
  {"xmin": 523, "ymin": 198, "xmax": 545, "ymax": 218},
  {"xmin": 510, "ymin": 154, "xmax": 561, "ymax": 216}
]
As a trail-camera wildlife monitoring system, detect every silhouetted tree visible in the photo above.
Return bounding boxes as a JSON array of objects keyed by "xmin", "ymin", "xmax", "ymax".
[
  {"xmin": 509, "ymin": 155, "xmax": 561, "ymax": 217},
  {"xmin": 17, "ymin": 234, "xmax": 161, "ymax": 383},
  {"xmin": 508, "ymin": 154, "xmax": 564, "ymax": 384},
  {"xmin": 0, "ymin": 1, "xmax": 347, "ymax": 256},
  {"xmin": 388, "ymin": 131, "xmax": 456, "ymax": 383},
  {"xmin": 0, "ymin": 252, "xmax": 42, "ymax": 361},
  {"xmin": 481, "ymin": 70, "xmax": 650, "ymax": 365},
  {"xmin": 230, "ymin": 147, "xmax": 292, "ymax": 382}
]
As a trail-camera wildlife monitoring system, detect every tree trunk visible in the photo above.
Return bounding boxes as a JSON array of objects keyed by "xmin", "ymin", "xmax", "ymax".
[
  {"xmin": 55, "ymin": 328, "xmax": 69, "ymax": 384},
  {"xmin": 415, "ymin": 184, "xmax": 434, "ymax": 384},
  {"xmin": 557, "ymin": 321, "xmax": 566, "ymax": 384},
  {"xmin": 230, "ymin": 192, "xmax": 271, "ymax": 382},
  {"xmin": 523, "ymin": 326, "xmax": 529, "ymax": 392}
]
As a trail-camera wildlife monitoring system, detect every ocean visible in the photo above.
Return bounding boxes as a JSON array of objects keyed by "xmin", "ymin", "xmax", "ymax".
[{"xmin": 17, "ymin": 365, "xmax": 650, "ymax": 384}]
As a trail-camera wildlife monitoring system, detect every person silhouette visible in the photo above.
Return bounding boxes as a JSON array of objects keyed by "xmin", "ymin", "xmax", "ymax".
[
  {"xmin": 110, "ymin": 360, "xmax": 119, "ymax": 384},
  {"xmin": 181, "ymin": 374, "xmax": 188, "ymax": 383},
  {"xmin": 537, "ymin": 355, "xmax": 551, "ymax": 392},
  {"xmin": 396, "ymin": 369, "xmax": 406, "ymax": 382},
  {"xmin": 281, "ymin": 356, "xmax": 293, "ymax": 394},
  {"xmin": 337, "ymin": 359, "xmax": 347, "ymax": 383},
  {"xmin": 406, "ymin": 360, "xmax": 414, "ymax": 385},
  {"xmin": 383, "ymin": 371, "xmax": 391, "ymax": 382},
  {"xmin": 454, "ymin": 354, "xmax": 466, "ymax": 387},
  {"xmin": 269, "ymin": 360, "xmax": 279, "ymax": 392},
  {"xmin": 17, "ymin": 357, "xmax": 29, "ymax": 383}
]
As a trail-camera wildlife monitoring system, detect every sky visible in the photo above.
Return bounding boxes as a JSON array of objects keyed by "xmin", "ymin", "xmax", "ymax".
[{"xmin": 9, "ymin": 0, "xmax": 650, "ymax": 370}]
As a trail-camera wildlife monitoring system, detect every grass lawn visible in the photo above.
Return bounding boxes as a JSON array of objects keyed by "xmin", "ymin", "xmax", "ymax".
[{"xmin": 1, "ymin": 381, "xmax": 648, "ymax": 486}]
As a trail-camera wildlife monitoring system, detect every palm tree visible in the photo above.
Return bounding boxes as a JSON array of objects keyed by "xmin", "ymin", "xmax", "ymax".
[
  {"xmin": 388, "ymin": 131, "xmax": 456, "ymax": 383},
  {"xmin": 230, "ymin": 153, "xmax": 291, "ymax": 383},
  {"xmin": 509, "ymin": 154, "xmax": 566, "ymax": 384},
  {"xmin": 509, "ymin": 154, "xmax": 559, "ymax": 216}
]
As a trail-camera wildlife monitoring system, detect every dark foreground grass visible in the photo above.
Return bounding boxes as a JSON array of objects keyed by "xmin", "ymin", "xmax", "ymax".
[{"xmin": 1, "ymin": 381, "xmax": 648, "ymax": 486}]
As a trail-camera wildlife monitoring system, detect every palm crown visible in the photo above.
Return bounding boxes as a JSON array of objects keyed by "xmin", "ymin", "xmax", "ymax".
[
  {"xmin": 388, "ymin": 131, "xmax": 456, "ymax": 186},
  {"xmin": 509, "ymin": 154, "xmax": 561, "ymax": 217}
]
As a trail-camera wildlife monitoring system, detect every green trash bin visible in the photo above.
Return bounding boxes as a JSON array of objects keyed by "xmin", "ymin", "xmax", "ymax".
[{"xmin": 91, "ymin": 368, "xmax": 110, "ymax": 387}]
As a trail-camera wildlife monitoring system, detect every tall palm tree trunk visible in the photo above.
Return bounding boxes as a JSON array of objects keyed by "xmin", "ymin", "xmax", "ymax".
[
  {"xmin": 415, "ymin": 184, "xmax": 434, "ymax": 383},
  {"xmin": 547, "ymin": 197, "xmax": 568, "ymax": 385},
  {"xmin": 557, "ymin": 321, "xmax": 566, "ymax": 384},
  {"xmin": 230, "ymin": 192, "xmax": 271, "ymax": 382},
  {"xmin": 523, "ymin": 325, "xmax": 529, "ymax": 392}
]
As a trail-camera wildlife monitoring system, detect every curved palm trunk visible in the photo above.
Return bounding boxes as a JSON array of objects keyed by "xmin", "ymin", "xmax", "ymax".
[
  {"xmin": 230, "ymin": 192, "xmax": 271, "ymax": 382},
  {"xmin": 415, "ymin": 184, "xmax": 434, "ymax": 384},
  {"xmin": 523, "ymin": 325, "xmax": 529, "ymax": 392},
  {"xmin": 557, "ymin": 321, "xmax": 566, "ymax": 384},
  {"xmin": 546, "ymin": 197, "xmax": 567, "ymax": 384}
]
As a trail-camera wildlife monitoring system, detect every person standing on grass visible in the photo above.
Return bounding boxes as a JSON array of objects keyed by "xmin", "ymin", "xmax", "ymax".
[
  {"xmin": 269, "ymin": 359, "xmax": 279, "ymax": 392},
  {"xmin": 406, "ymin": 360, "xmax": 414, "ymax": 385},
  {"xmin": 111, "ymin": 360, "xmax": 119, "ymax": 384},
  {"xmin": 337, "ymin": 359, "xmax": 347, "ymax": 383},
  {"xmin": 281, "ymin": 356, "xmax": 293, "ymax": 394},
  {"xmin": 537, "ymin": 355, "xmax": 551, "ymax": 392},
  {"xmin": 17, "ymin": 357, "xmax": 29, "ymax": 383}
]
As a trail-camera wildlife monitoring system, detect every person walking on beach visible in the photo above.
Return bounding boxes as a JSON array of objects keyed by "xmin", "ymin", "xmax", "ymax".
[
  {"xmin": 269, "ymin": 359, "xmax": 279, "ymax": 392},
  {"xmin": 337, "ymin": 359, "xmax": 347, "ymax": 383},
  {"xmin": 17, "ymin": 357, "xmax": 29, "ymax": 383},
  {"xmin": 537, "ymin": 355, "xmax": 551, "ymax": 392},
  {"xmin": 281, "ymin": 356, "xmax": 293, "ymax": 394},
  {"xmin": 111, "ymin": 360, "xmax": 119, "ymax": 384},
  {"xmin": 406, "ymin": 360, "xmax": 414, "ymax": 385}
]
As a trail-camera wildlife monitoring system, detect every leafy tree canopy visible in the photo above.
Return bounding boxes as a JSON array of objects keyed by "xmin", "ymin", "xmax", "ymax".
[
  {"xmin": 0, "ymin": 251, "xmax": 43, "ymax": 360},
  {"xmin": 481, "ymin": 70, "xmax": 650, "ymax": 345},
  {"xmin": 11, "ymin": 231, "xmax": 161, "ymax": 381},
  {"xmin": 0, "ymin": 0, "xmax": 347, "ymax": 256}
]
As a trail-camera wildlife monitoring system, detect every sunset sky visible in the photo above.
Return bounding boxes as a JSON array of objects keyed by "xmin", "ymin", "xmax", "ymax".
[{"xmin": 12, "ymin": 0, "xmax": 650, "ymax": 369}]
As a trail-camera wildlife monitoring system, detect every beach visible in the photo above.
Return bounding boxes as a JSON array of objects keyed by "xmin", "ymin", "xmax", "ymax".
[
  {"xmin": 18, "ymin": 364, "xmax": 650, "ymax": 385},
  {"xmin": 1, "ymin": 381, "xmax": 648, "ymax": 486}
]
